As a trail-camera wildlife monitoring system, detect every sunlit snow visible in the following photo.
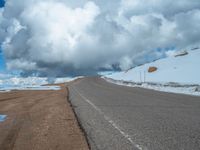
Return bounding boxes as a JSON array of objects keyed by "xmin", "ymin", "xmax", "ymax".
[{"xmin": 105, "ymin": 48, "xmax": 200, "ymax": 96}]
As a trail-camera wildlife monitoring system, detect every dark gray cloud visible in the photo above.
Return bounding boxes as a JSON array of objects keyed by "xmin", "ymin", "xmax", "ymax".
[{"xmin": 0, "ymin": 0, "xmax": 200, "ymax": 77}]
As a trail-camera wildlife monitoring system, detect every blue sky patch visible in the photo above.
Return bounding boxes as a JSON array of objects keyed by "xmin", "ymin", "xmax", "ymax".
[
  {"xmin": 0, "ymin": 115, "xmax": 7, "ymax": 122},
  {"xmin": 0, "ymin": 51, "xmax": 5, "ymax": 72},
  {"xmin": 0, "ymin": 0, "xmax": 5, "ymax": 7},
  {"xmin": 0, "ymin": 0, "xmax": 5, "ymax": 72}
]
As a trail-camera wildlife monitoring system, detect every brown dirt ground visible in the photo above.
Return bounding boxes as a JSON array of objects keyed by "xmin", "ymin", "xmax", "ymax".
[{"xmin": 0, "ymin": 84, "xmax": 89, "ymax": 150}]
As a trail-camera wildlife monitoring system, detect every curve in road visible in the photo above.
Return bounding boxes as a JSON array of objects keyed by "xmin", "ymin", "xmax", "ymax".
[{"xmin": 68, "ymin": 77, "xmax": 200, "ymax": 150}]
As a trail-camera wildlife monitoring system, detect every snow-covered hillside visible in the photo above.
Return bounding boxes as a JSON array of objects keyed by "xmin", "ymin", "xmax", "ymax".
[
  {"xmin": 105, "ymin": 48, "xmax": 200, "ymax": 96},
  {"xmin": 0, "ymin": 76, "xmax": 81, "ymax": 92},
  {"xmin": 107, "ymin": 49, "xmax": 200, "ymax": 84}
]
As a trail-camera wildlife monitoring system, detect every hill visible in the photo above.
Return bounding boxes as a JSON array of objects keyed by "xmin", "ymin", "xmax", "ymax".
[{"xmin": 105, "ymin": 48, "xmax": 200, "ymax": 96}]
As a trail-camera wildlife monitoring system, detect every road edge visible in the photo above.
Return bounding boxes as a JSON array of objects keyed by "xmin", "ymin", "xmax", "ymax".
[{"xmin": 65, "ymin": 86, "xmax": 91, "ymax": 150}]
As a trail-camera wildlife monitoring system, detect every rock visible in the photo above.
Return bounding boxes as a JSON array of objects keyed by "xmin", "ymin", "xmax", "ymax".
[
  {"xmin": 175, "ymin": 50, "xmax": 188, "ymax": 57},
  {"xmin": 195, "ymin": 86, "xmax": 200, "ymax": 92},
  {"xmin": 148, "ymin": 66, "xmax": 157, "ymax": 73}
]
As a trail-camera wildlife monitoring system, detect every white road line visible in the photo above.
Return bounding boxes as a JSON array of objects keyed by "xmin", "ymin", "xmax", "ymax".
[{"xmin": 72, "ymin": 87, "xmax": 146, "ymax": 150}]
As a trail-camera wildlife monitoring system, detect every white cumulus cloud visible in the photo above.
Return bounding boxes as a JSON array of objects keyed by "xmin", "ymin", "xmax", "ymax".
[{"xmin": 0, "ymin": 0, "xmax": 200, "ymax": 76}]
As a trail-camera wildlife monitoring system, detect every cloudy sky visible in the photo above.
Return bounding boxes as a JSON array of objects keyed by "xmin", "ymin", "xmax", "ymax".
[{"xmin": 0, "ymin": 0, "xmax": 200, "ymax": 77}]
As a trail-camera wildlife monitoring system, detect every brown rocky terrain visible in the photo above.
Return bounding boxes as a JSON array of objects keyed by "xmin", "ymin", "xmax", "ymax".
[{"xmin": 0, "ymin": 84, "xmax": 89, "ymax": 150}]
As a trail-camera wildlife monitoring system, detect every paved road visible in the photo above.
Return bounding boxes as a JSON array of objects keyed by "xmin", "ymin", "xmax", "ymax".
[{"xmin": 68, "ymin": 77, "xmax": 200, "ymax": 150}]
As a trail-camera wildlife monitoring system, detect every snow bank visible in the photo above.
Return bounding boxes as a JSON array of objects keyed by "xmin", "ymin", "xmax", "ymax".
[
  {"xmin": 104, "ymin": 77, "xmax": 200, "ymax": 96},
  {"xmin": 0, "ymin": 85, "xmax": 61, "ymax": 92},
  {"xmin": 105, "ymin": 48, "xmax": 200, "ymax": 96},
  {"xmin": 106, "ymin": 49, "xmax": 200, "ymax": 84},
  {"xmin": 53, "ymin": 76, "xmax": 83, "ymax": 84},
  {"xmin": 0, "ymin": 76, "xmax": 82, "ymax": 92}
]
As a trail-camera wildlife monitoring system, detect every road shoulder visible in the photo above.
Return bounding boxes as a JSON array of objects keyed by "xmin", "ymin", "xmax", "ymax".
[{"xmin": 0, "ymin": 84, "xmax": 89, "ymax": 150}]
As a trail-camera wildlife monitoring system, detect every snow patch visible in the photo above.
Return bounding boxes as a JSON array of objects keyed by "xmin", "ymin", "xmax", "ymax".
[
  {"xmin": 106, "ymin": 49, "xmax": 200, "ymax": 84},
  {"xmin": 0, "ymin": 76, "xmax": 82, "ymax": 92},
  {"xmin": 104, "ymin": 77, "xmax": 200, "ymax": 96},
  {"xmin": 54, "ymin": 76, "xmax": 83, "ymax": 84},
  {"xmin": 104, "ymin": 49, "xmax": 200, "ymax": 96},
  {"xmin": 0, "ymin": 85, "xmax": 61, "ymax": 92}
]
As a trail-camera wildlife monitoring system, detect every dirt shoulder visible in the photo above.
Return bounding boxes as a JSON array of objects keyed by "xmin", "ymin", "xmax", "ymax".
[{"xmin": 0, "ymin": 84, "xmax": 89, "ymax": 150}]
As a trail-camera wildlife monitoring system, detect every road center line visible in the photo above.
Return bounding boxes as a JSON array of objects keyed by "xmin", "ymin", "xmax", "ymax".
[{"xmin": 72, "ymin": 86, "xmax": 146, "ymax": 150}]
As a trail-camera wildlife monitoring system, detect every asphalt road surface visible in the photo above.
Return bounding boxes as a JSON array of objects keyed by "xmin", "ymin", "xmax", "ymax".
[{"xmin": 68, "ymin": 77, "xmax": 200, "ymax": 150}]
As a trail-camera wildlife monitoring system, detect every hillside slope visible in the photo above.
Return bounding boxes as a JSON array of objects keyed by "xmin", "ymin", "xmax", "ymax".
[{"xmin": 107, "ymin": 49, "xmax": 200, "ymax": 85}]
